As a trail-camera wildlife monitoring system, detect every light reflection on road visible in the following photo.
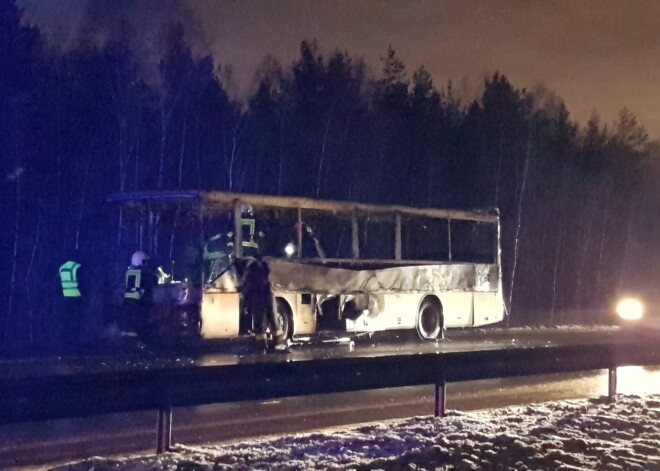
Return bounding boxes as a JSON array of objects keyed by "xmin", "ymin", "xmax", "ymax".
[
  {"xmin": 616, "ymin": 366, "xmax": 660, "ymax": 395},
  {"xmin": 1, "ymin": 333, "xmax": 659, "ymax": 468},
  {"xmin": 446, "ymin": 366, "xmax": 660, "ymax": 412}
]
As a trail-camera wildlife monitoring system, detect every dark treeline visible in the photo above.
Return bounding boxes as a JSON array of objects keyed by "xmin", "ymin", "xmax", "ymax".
[{"xmin": 2, "ymin": 1, "xmax": 659, "ymax": 349}]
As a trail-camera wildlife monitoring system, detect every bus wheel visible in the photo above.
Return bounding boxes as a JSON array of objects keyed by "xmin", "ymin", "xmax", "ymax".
[
  {"xmin": 416, "ymin": 297, "xmax": 443, "ymax": 341},
  {"xmin": 275, "ymin": 299, "xmax": 293, "ymax": 339}
]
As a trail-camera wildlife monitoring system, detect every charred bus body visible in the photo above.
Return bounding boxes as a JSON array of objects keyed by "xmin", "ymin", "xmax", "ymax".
[{"xmin": 107, "ymin": 191, "xmax": 505, "ymax": 344}]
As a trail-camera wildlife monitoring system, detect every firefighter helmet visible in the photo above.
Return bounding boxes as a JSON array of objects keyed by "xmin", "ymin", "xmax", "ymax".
[
  {"xmin": 131, "ymin": 250, "xmax": 150, "ymax": 267},
  {"xmin": 240, "ymin": 203, "xmax": 253, "ymax": 216}
]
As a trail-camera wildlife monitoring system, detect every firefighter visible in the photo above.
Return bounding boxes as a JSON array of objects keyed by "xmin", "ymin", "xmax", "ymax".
[
  {"xmin": 123, "ymin": 250, "xmax": 159, "ymax": 340},
  {"xmin": 204, "ymin": 205, "xmax": 264, "ymax": 282},
  {"xmin": 284, "ymin": 222, "xmax": 325, "ymax": 259},
  {"xmin": 294, "ymin": 221, "xmax": 325, "ymax": 259},
  {"xmin": 237, "ymin": 257, "xmax": 287, "ymax": 352},
  {"xmin": 203, "ymin": 231, "xmax": 232, "ymax": 283},
  {"xmin": 227, "ymin": 204, "xmax": 265, "ymax": 258},
  {"xmin": 58, "ymin": 253, "xmax": 85, "ymax": 352}
]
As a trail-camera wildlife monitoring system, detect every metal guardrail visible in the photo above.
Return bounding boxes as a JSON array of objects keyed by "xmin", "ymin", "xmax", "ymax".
[{"xmin": 2, "ymin": 340, "xmax": 660, "ymax": 454}]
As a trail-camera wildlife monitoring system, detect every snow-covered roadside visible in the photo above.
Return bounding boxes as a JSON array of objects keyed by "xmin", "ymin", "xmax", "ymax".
[{"xmin": 57, "ymin": 394, "xmax": 660, "ymax": 470}]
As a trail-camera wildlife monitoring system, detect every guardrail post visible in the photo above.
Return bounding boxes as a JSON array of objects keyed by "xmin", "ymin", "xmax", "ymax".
[
  {"xmin": 608, "ymin": 367, "xmax": 617, "ymax": 401},
  {"xmin": 434, "ymin": 377, "xmax": 446, "ymax": 417},
  {"xmin": 157, "ymin": 407, "xmax": 172, "ymax": 453}
]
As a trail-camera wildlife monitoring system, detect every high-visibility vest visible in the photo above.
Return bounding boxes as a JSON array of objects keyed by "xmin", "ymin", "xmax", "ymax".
[
  {"xmin": 124, "ymin": 267, "xmax": 143, "ymax": 300},
  {"xmin": 203, "ymin": 233, "xmax": 229, "ymax": 260},
  {"xmin": 59, "ymin": 261, "xmax": 82, "ymax": 298},
  {"xmin": 227, "ymin": 218, "xmax": 260, "ymax": 250}
]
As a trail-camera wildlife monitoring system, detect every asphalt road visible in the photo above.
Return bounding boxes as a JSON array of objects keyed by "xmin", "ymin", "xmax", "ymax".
[{"xmin": 1, "ymin": 325, "xmax": 659, "ymax": 469}]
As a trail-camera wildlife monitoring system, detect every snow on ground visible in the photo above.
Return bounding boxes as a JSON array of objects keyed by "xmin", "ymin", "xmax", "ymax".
[{"xmin": 57, "ymin": 394, "xmax": 660, "ymax": 471}]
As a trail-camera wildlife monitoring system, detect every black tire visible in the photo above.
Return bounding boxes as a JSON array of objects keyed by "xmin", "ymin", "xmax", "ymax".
[
  {"xmin": 275, "ymin": 298, "xmax": 293, "ymax": 339},
  {"xmin": 416, "ymin": 297, "xmax": 443, "ymax": 341}
]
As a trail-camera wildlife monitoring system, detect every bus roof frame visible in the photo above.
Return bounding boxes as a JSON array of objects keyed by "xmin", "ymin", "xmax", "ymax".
[
  {"xmin": 106, "ymin": 190, "xmax": 499, "ymax": 224},
  {"xmin": 108, "ymin": 190, "xmax": 502, "ymax": 266}
]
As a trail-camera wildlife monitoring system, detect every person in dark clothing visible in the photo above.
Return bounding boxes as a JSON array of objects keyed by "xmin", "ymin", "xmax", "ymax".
[
  {"xmin": 123, "ymin": 250, "xmax": 159, "ymax": 340},
  {"xmin": 237, "ymin": 257, "xmax": 286, "ymax": 350},
  {"xmin": 58, "ymin": 253, "xmax": 86, "ymax": 353},
  {"xmin": 204, "ymin": 206, "xmax": 265, "ymax": 283},
  {"xmin": 285, "ymin": 222, "xmax": 325, "ymax": 259},
  {"xmin": 203, "ymin": 230, "xmax": 232, "ymax": 283}
]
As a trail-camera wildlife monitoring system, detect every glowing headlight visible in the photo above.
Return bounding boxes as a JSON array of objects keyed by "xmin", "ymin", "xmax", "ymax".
[
  {"xmin": 616, "ymin": 298, "xmax": 644, "ymax": 321},
  {"xmin": 284, "ymin": 243, "xmax": 296, "ymax": 257}
]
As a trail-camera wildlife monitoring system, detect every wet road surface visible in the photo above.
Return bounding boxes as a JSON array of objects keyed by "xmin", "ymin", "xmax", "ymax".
[{"xmin": 1, "ymin": 324, "xmax": 659, "ymax": 469}]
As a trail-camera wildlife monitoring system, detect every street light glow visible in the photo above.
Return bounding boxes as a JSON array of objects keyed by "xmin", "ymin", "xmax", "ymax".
[{"xmin": 616, "ymin": 298, "xmax": 644, "ymax": 321}]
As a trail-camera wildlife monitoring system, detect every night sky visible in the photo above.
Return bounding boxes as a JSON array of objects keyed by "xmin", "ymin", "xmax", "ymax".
[{"xmin": 18, "ymin": 0, "xmax": 660, "ymax": 136}]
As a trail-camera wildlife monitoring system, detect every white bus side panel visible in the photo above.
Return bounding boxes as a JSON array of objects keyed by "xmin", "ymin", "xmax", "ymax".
[
  {"xmin": 295, "ymin": 294, "xmax": 316, "ymax": 335},
  {"xmin": 437, "ymin": 291, "xmax": 474, "ymax": 328},
  {"xmin": 276, "ymin": 292, "xmax": 317, "ymax": 336},
  {"xmin": 346, "ymin": 291, "xmax": 474, "ymax": 332},
  {"xmin": 200, "ymin": 292, "xmax": 240, "ymax": 339},
  {"xmin": 345, "ymin": 293, "xmax": 423, "ymax": 332},
  {"xmin": 472, "ymin": 291, "xmax": 505, "ymax": 326}
]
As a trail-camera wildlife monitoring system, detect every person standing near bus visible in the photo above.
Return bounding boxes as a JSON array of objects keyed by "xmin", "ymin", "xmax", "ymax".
[
  {"xmin": 238, "ymin": 257, "xmax": 287, "ymax": 351},
  {"xmin": 204, "ymin": 205, "xmax": 265, "ymax": 282},
  {"xmin": 123, "ymin": 250, "xmax": 159, "ymax": 340},
  {"xmin": 203, "ymin": 234, "xmax": 231, "ymax": 283},
  {"xmin": 226, "ymin": 204, "xmax": 265, "ymax": 258},
  {"xmin": 58, "ymin": 251, "xmax": 86, "ymax": 353}
]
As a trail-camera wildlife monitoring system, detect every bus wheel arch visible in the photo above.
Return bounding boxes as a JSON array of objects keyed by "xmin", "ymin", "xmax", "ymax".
[
  {"xmin": 416, "ymin": 295, "xmax": 444, "ymax": 341},
  {"xmin": 275, "ymin": 297, "xmax": 294, "ymax": 339}
]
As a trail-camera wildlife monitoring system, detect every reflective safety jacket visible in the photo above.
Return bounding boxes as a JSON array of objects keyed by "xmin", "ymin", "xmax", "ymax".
[
  {"xmin": 124, "ymin": 266, "xmax": 158, "ymax": 301},
  {"xmin": 204, "ymin": 218, "xmax": 263, "ymax": 259},
  {"xmin": 203, "ymin": 233, "xmax": 229, "ymax": 261},
  {"xmin": 59, "ymin": 261, "xmax": 82, "ymax": 298},
  {"xmin": 227, "ymin": 217, "xmax": 263, "ymax": 254}
]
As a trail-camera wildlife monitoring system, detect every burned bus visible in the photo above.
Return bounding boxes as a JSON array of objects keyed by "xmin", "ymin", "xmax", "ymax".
[{"xmin": 107, "ymin": 191, "xmax": 504, "ymax": 343}]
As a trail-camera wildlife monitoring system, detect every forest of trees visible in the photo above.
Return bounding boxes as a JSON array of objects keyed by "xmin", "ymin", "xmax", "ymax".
[{"xmin": 2, "ymin": 1, "xmax": 660, "ymax": 350}]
